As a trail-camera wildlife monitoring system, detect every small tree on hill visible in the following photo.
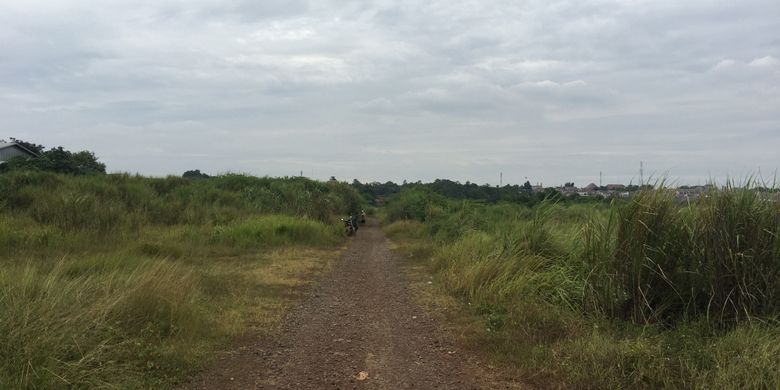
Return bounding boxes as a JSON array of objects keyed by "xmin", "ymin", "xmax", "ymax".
[{"xmin": 183, "ymin": 169, "xmax": 210, "ymax": 179}]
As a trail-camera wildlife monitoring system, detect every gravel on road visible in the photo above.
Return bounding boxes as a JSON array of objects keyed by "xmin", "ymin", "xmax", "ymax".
[{"xmin": 184, "ymin": 219, "xmax": 526, "ymax": 389}]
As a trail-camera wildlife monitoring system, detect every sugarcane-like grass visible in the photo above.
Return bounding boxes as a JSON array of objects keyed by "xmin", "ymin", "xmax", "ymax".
[{"xmin": 384, "ymin": 184, "xmax": 780, "ymax": 389}]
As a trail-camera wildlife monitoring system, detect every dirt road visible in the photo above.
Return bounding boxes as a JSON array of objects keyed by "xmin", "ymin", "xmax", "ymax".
[{"xmin": 186, "ymin": 220, "xmax": 520, "ymax": 389}]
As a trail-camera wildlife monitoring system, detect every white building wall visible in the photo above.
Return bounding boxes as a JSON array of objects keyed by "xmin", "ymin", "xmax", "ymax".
[{"xmin": 0, "ymin": 146, "xmax": 33, "ymax": 162}]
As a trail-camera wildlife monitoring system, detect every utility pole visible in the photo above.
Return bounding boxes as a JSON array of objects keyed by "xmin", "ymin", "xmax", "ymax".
[
  {"xmin": 640, "ymin": 161, "xmax": 644, "ymax": 187},
  {"xmin": 599, "ymin": 171, "xmax": 602, "ymax": 187},
  {"xmin": 500, "ymin": 172, "xmax": 503, "ymax": 187}
]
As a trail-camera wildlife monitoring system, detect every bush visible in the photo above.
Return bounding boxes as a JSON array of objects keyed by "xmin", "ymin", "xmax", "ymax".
[{"xmin": 384, "ymin": 188, "xmax": 448, "ymax": 222}]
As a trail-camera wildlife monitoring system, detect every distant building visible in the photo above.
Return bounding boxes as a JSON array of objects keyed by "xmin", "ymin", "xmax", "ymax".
[
  {"xmin": 583, "ymin": 183, "xmax": 598, "ymax": 192},
  {"xmin": 675, "ymin": 185, "xmax": 714, "ymax": 201},
  {"xmin": 0, "ymin": 142, "xmax": 39, "ymax": 163},
  {"xmin": 606, "ymin": 184, "xmax": 625, "ymax": 191},
  {"xmin": 559, "ymin": 185, "xmax": 578, "ymax": 196}
]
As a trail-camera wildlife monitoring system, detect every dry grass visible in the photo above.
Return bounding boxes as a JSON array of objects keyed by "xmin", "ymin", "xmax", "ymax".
[{"xmin": 239, "ymin": 248, "xmax": 343, "ymax": 333}]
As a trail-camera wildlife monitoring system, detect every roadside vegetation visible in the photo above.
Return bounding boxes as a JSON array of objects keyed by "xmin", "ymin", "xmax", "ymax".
[
  {"xmin": 351, "ymin": 178, "xmax": 607, "ymax": 206},
  {"xmin": 0, "ymin": 170, "xmax": 362, "ymax": 389},
  {"xmin": 383, "ymin": 185, "xmax": 780, "ymax": 389}
]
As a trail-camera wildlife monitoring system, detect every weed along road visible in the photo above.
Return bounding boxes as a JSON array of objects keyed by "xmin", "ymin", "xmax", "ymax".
[{"xmin": 186, "ymin": 219, "xmax": 509, "ymax": 389}]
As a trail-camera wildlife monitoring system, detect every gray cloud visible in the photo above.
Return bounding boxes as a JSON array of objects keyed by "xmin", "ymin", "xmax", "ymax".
[{"xmin": 1, "ymin": 0, "xmax": 779, "ymax": 185}]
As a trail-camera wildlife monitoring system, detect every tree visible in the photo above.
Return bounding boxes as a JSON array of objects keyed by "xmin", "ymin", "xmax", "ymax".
[
  {"xmin": 1, "ymin": 142, "xmax": 106, "ymax": 175},
  {"xmin": 539, "ymin": 187, "xmax": 564, "ymax": 203},
  {"xmin": 522, "ymin": 181, "xmax": 533, "ymax": 193},
  {"xmin": 72, "ymin": 151, "xmax": 106, "ymax": 174},
  {"xmin": 183, "ymin": 169, "xmax": 210, "ymax": 179}
]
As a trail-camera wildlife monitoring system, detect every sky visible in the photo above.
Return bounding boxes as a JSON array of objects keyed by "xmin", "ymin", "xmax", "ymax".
[{"xmin": 1, "ymin": 0, "xmax": 779, "ymax": 186}]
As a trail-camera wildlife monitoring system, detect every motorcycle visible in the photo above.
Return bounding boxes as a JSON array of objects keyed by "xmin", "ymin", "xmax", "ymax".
[{"xmin": 342, "ymin": 217, "xmax": 356, "ymax": 236}]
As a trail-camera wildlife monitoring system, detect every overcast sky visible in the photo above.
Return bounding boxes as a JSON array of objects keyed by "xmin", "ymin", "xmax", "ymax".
[{"xmin": 2, "ymin": 0, "xmax": 779, "ymax": 186}]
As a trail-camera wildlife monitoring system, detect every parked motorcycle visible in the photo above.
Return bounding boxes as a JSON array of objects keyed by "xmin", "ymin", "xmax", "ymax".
[{"xmin": 342, "ymin": 217, "xmax": 356, "ymax": 236}]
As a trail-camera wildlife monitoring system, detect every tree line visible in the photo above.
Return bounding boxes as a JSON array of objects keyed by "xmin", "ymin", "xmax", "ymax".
[{"xmin": 350, "ymin": 178, "xmax": 604, "ymax": 205}]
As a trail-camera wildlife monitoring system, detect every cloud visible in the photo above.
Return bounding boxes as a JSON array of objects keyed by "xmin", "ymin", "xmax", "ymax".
[
  {"xmin": 712, "ymin": 59, "xmax": 737, "ymax": 71},
  {"xmin": 1, "ymin": 0, "xmax": 779, "ymax": 185},
  {"xmin": 515, "ymin": 79, "xmax": 587, "ymax": 88},
  {"xmin": 713, "ymin": 56, "xmax": 780, "ymax": 72},
  {"xmin": 748, "ymin": 56, "xmax": 780, "ymax": 69}
]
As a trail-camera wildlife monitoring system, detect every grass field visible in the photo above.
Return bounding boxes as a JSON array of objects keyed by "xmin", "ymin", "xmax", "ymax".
[
  {"xmin": 383, "ymin": 186, "xmax": 780, "ymax": 389},
  {"xmin": 0, "ymin": 171, "xmax": 361, "ymax": 389}
]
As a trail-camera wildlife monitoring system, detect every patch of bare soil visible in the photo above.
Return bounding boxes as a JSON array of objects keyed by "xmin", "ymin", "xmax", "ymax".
[{"xmin": 183, "ymin": 219, "xmax": 527, "ymax": 389}]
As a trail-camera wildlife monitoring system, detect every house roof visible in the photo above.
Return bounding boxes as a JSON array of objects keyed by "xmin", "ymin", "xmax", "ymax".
[{"xmin": 0, "ymin": 142, "xmax": 39, "ymax": 158}]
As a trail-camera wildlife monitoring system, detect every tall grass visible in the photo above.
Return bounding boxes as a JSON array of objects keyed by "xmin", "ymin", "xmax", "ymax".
[
  {"xmin": 0, "ymin": 171, "xmax": 361, "ymax": 388},
  {"xmin": 583, "ymin": 185, "xmax": 780, "ymax": 326},
  {"xmin": 0, "ymin": 171, "xmax": 362, "ymax": 232},
  {"xmin": 384, "ymin": 184, "xmax": 780, "ymax": 388},
  {"xmin": 0, "ymin": 259, "xmax": 205, "ymax": 388},
  {"xmin": 211, "ymin": 215, "xmax": 342, "ymax": 249}
]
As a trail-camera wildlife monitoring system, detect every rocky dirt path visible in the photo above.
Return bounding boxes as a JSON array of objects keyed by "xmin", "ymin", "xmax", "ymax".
[{"xmin": 185, "ymin": 219, "xmax": 523, "ymax": 389}]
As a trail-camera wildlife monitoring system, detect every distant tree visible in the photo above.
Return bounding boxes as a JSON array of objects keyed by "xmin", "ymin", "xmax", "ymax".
[
  {"xmin": 71, "ymin": 150, "xmax": 106, "ymax": 174},
  {"xmin": 352, "ymin": 180, "xmax": 403, "ymax": 203},
  {"xmin": 183, "ymin": 169, "xmax": 210, "ymax": 179},
  {"xmin": 522, "ymin": 181, "xmax": 533, "ymax": 193},
  {"xmin": 39, "ymin": 147, "xmax": 83, "ymax": 174},
  {"xmin": 564, "ymin": 182, "xmax": 575, "ymax": 188},
  {"xmin": 539, "ymin": 187, "xmax": 564, "ymax": 203}
]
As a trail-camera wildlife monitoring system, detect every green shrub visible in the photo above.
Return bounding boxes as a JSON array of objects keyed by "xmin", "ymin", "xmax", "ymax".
[
  {"xmin": 384, "ymin": 188, "xmax": 448, "ymax": 222},
  {"xmin": 210, "ymin": 215, "xmax": 341, "ymax": 249}
]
